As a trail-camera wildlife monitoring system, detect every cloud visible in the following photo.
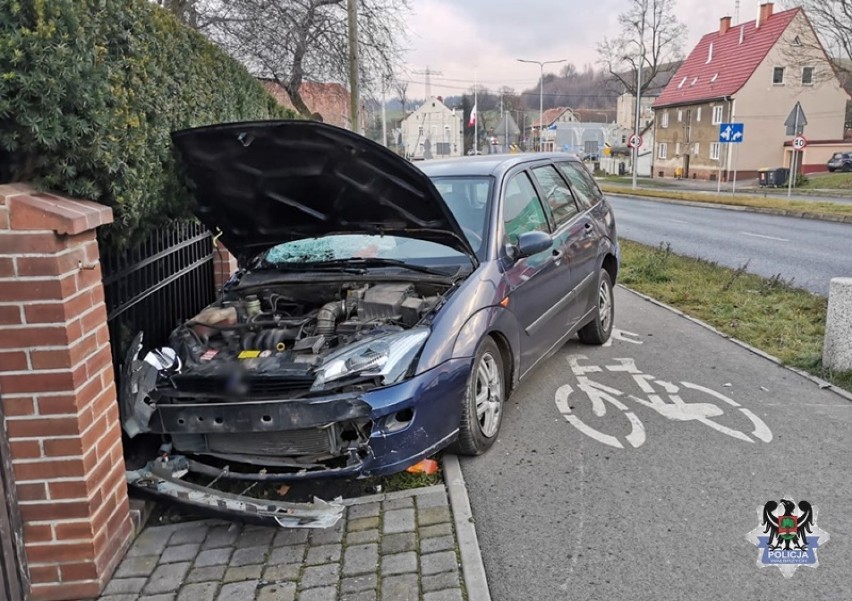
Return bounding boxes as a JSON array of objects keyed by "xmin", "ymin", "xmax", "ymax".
[{"xmin": 403, "ymin": 0, "xmax": 770, "ymax": 98}]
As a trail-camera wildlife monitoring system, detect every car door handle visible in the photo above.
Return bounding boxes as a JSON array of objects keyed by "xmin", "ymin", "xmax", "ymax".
[
  {"xmin": 552, "ymin": 249, "xmax": 563, "ymax": 264},
  {"xmin": 584, "ymin": 223, "xmax": 594, "ymax": 232}
]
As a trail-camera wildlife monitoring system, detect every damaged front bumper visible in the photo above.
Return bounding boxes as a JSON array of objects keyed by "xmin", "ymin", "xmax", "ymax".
[
  {"xmin": 122, "ymin": 333, "xmax": 471, "ymax": 500},
  {"xmin": 127, "ymin": 455, "xmax": 344, "ymax": 528}
]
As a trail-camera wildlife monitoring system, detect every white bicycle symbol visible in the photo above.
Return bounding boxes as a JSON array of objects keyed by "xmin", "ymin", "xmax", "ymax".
[{"xmin": 555, "ymin": 355, "xmax": 773, "ymax": 449}]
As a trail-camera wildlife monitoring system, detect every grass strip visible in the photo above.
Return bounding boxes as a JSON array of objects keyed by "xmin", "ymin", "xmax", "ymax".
[
  {"xmin": 798, "ymin": 172, "xmax": 852, "ymax": 191},
  {"xmin": 599, "ymin": 184, "xmax": 852, "ymax": 220},
  {"xmin": 619, "ymin": 239, "xmax": 852, "ymax": 393}
]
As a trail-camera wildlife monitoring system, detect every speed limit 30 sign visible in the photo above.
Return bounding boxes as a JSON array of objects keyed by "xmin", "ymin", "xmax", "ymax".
[{"xmin": 792, "ymin": 135, "xmax": 808, "ymax": 150}]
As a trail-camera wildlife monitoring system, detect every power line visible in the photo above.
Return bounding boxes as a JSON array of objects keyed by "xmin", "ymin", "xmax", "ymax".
[{"xmin": 398, "ymin": 79, "xmax": 619, "ymax": 99}]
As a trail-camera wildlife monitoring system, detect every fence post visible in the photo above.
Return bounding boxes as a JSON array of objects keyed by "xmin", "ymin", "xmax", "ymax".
[{"xmin": 0, "ymin": 184, "xmax": 133, "ymax": 600}]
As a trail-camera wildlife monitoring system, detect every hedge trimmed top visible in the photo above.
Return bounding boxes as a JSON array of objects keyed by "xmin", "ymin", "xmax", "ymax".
[{"xmin": 0, "ymin": 0, "xmax": 294, "ymax": 245}]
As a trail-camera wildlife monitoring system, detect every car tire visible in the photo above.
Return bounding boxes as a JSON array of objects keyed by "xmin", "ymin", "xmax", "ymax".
[
  {"xmin": 578, "ymin": 269, "xmax": 614, "ymax": 345},
  {"xmin": 843, "ymin": 164, "xmax": 852, "ymax": 173},
  {"xmin": 451, "ymin": 337, "xmax": 505, "ymax": 456}
]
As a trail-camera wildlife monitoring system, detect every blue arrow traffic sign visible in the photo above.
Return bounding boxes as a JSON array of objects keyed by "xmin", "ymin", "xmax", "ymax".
[{"xmin": 719, "ymin": 123, "xmax": 744, "ymax": 143}]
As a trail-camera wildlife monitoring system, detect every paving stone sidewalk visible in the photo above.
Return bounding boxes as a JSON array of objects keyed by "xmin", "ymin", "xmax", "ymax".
[{"xmin": 100, "ymin": 485, "xmax": 465, "ymax": 601}]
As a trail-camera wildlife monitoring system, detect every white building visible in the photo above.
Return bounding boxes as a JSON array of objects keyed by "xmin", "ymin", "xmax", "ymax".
[{"xmin": 400, "ymin": 97, "xmax": 463, "ymax": 160}]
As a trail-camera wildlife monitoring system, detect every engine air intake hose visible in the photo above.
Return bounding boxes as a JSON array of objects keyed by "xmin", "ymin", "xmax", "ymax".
[{"xmin": 317, "ymin": 301, "xmax": 348, "ymax": 336}]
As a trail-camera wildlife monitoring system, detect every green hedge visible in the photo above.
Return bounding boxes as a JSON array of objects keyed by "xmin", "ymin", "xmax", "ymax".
[{"xmin": 0, "ymin": 0, "xmax": 294, "ymax": 245}]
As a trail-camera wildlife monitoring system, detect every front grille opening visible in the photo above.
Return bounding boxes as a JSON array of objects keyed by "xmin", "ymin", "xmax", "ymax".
[{"xmin": 170, "ymin": 419, "xmax": 372, "ymax": 470}]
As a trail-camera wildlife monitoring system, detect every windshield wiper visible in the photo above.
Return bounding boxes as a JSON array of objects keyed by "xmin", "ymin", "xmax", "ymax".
[
  {"xmin": 251, "ymin": 258, "xmax": 366, "ymax": 274},
  {"xmin": 304, "ymin": 258, "xmax": 457, "ymax": 277}
]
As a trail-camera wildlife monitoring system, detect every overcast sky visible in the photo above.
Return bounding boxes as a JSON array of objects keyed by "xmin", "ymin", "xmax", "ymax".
[{"xmin": 401, "ymin": 0, "xmax": 771, "ymax": 98}]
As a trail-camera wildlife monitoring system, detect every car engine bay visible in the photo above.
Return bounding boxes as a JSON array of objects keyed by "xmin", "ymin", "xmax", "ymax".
[{"xmin": 163, "ymin": 280, "xmax": 448, "ymax": 399}]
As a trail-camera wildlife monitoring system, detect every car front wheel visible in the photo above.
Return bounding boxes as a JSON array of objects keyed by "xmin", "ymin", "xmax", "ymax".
[
  {"xmin": 452, "ymin": 337, "xmax": 505, "ymax": 456},
  {"xmin": 578, "ymin": 269, "xmax": 614, "ymax": 345}
]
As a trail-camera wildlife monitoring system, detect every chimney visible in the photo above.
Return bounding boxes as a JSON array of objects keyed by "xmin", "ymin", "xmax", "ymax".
[
  {"xmin": 720, "ymin": 16, "xmax": 732, "ymax": 35},
  {"xmin": 758, "ymin": 2, "xmax": 774, "ymax": 27}
]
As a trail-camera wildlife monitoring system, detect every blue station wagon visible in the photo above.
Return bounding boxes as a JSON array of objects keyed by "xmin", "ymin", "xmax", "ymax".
[{"xmin": 122, "ymin": 121, "xmax": 619, "ymax": 526}]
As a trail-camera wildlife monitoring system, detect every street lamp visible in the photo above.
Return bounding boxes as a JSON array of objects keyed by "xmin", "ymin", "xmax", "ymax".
[
  {"xmin": 517, "ymin": 58, "xmax": 567, "ymax": 152},
  {"xmin": 630, "ymin": 0, "xmax": 648, "ymax": 190}
]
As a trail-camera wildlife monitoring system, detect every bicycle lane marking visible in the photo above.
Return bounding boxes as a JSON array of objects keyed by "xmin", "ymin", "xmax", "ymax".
[{"xmin": 554, "ymin": 346, "xmax": 774, "ymax": 449}]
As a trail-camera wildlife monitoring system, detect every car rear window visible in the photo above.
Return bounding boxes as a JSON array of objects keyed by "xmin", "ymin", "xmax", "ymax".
[
  {"xmin": 555, "ymin": 162, "xmax": 603, "ymax": 209},
  {"xmin": 530, "ymin": 165, "xmax": 580, "ymax": 227}
]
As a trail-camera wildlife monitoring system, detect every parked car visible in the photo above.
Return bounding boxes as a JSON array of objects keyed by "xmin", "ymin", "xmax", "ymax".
[
  {"xmin": 123, "ymin": 121, "xmax": 619, "ymax": 526},
  {"xmin": 827, "ymin": 152, "xmax": 852, "ymax": 172}
]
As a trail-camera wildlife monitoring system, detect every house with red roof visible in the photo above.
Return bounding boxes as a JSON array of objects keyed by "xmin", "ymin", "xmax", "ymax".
[{"xmin": 652, "ymin": 2, "xmax": 850, "ymax": 180}]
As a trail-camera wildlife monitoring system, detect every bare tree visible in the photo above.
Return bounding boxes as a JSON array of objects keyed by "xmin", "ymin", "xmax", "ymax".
[
  {"xmin": 777, "ymin": 1, "xmax": 852, "ymax": 92},
  {"xmin": 395, "ymin": 80, "xmax": 409, "ymax": 119},
  {"xmin": 597, "ymin": 0, "xmax": 686, "ymax": 96},
  {"xmin": 198, "ymin": 0, "xmax": 409, "ymax": 118},
  {"xmin": 155, "ymin": 0, "xmax": 200, "ymax": 27}
]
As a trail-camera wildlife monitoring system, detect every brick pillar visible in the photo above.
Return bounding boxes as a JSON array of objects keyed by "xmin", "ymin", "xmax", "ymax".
[
  {"xmin": 212, "ymin": 238, "xmax": 238, "ymax": 292},
  {"xmin": 0, "ymin": 184, "xmax": 132, "ymax": 601}
]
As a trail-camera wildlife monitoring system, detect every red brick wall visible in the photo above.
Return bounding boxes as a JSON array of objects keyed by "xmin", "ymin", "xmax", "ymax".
[
  {"xmin": 213, "ymin": 239, "xmax": 238, "ymax": 292},
  {"xmin": 0, "ymin": 184, "xmax": 132, "ymax": 600}
]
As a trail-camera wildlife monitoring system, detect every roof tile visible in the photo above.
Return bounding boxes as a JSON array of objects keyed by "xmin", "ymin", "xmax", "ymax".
[{"xmin": 653, "ymin": 8, "xmax": 800, "ymax": 108}]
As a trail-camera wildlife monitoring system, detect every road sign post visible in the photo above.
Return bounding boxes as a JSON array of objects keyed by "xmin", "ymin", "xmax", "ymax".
[
  {"xmin": 789, "ymin": 135, "xmax": 808, "ymax": 197},
  {"xmin": 718, "ymin": 123, "xmax": 744, "ymax": 194},
  {"xmin": 785, "ymin": 102, "xmax": 808, "ymax": 198}
]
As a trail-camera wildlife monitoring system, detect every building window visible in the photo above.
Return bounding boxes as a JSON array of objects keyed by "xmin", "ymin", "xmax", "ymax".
[
  {"xmin": 418, "ymin": 125, "xmax": 424, "ymax": 135},
  {"xmin": 661, "ymin": 111, "xmax": 669, "ymax": 128},
  {"xmin": 677, "ymin": 77, "xmax": 687, "ymax": 89},
  {"xmin": 677, "ymin": 110, "xmax": 683, "ymax": 122},
  {"xmin": 802, "ymin": 67, "xmax": 814, "ymax": 85},
  {"xmin": 693, "ymin": 142, "xmax": 700, "ymax": 155},
  {"xmin": 658, "ymin": 143, "xmax": 668, "ymax": 159},
  {"xmin": 792, "ymin": 35, "xmax": 802, "ymax": 47},
  {"xmin": 712, "ymin": 105, "xmax": 724, "ymax": 124},
  {"xmin": 697, "ymin": 107, "xmax": 702, "ymax": 122},
  {"xmin": 710, "ymin": 73, "xmax": 719, "ymax": 83},
  {"xmin": 707, "ymin": 42, "xmax": 714, "ymax": 63},
  {"xmin": 710, "ymin": 142, "xmax": 721, "ymax": 160},
  {"xmin": 675, "ymin": 142, "xmax": 681, "ymax": 156},
  {"xmin": 773, "ymin": 67, "xmax": 785, "ymax": 85}
]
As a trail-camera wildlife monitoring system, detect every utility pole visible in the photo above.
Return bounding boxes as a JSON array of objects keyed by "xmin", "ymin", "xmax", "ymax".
[
  {"xmin": 413, "ymin": 67, "xmax": 443, "ymax": 99},
  {"xmin": 381, "ymin": 83, "xmax": 388, "ymax": 147},
  {"xmin": 347, "ymin": 0, "xmax": 359, "ymax": 133},
  {"xmin": 632, "ymin": 0, "xmax": 647, "ymax": 191}
]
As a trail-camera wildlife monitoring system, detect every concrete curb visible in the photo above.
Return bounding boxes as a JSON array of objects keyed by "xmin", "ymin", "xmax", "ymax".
[
  {"xmin": 603, "ymin": 190, "xmax": 852, "ymax": 224},
  {"xmin": 442, "ymin": 454, "xmax": 491, "ymax": 601},
  {"xmin": 618, "ymin": 284, "xmax": 852, "ymax": 404}
]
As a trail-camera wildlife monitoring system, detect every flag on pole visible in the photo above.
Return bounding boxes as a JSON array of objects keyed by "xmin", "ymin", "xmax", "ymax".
[{"xmin": 469, "ymin": 104, "xmax": 477, "ymax": 127}]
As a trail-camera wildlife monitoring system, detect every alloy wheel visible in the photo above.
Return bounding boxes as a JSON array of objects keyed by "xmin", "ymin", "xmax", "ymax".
[{"xmin": 474, "ymin": 352, "xmax": 503, "ymax": 438}]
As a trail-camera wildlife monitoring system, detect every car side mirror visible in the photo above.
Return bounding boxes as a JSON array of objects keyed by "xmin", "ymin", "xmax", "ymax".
[{"xmin": 507, "ymin": 230, "xmax": 552, "ymax": 261}]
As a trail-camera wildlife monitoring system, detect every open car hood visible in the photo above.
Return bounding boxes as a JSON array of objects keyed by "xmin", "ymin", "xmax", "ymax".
[{"xmin": 172, "ymin": 121, "xmax": 477, "ymax": 263}]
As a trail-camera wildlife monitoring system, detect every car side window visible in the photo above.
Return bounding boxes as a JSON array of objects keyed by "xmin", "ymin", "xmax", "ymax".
[
  {"xmin": 556, "ymin": 162, "xmax": 604, "ymax": 209},
  {"xmin": 502, "ymin": 172, "xmax": 549, "ymax": 245},
  {"xmin": 531, "ymin": 165, "xmax": 580, "ymax": 227}
]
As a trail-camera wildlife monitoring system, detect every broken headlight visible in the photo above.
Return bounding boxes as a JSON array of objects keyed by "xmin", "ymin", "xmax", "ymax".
[{"xmin": 311, "ymin": 327, "xmax": 430, "ymax": 391}]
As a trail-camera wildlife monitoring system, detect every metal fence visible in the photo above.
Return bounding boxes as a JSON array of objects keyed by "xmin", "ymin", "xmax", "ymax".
[{"xmin": 101, "ymin": 221, "xmax": 215, "ymax": 376}]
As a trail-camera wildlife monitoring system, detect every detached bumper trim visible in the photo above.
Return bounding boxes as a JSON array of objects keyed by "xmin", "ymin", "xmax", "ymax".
[{"xmin": 127, "ymin": 456, "xmax": 344, "ymax": 528}]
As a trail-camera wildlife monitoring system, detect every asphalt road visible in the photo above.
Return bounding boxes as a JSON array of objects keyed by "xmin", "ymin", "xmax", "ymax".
[
  {"xmin": 461, "ymin": 288, "xmax": 852, "ymax": 601},
  {"xmin": 607, "ymin": 195, "xmax": 852, "ymax": 295}
]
